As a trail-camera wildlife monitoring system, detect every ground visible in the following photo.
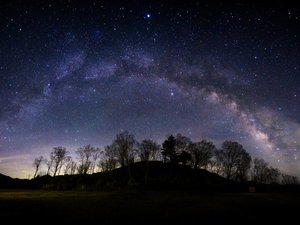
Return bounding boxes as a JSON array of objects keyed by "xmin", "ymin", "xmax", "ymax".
[{"xmin": 0, "ymin": 190, "xmax": 298, "ymax": 224}]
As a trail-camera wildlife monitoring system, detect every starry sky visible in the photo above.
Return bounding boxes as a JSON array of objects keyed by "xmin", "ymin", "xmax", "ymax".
[{"xmin": 0, "ymin": 0, "xmax": 299, "ymax": 178}]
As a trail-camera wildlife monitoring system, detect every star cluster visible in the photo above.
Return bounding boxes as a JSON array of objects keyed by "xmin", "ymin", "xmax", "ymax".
[{"xmin": 0, "ymin": 1, "xmax": 299, "ymax": 178}]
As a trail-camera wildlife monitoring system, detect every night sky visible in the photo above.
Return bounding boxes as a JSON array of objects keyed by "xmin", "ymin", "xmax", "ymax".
[{"xmin": 0, "ymin": 0, "xmax": 299, "ymax": 178}]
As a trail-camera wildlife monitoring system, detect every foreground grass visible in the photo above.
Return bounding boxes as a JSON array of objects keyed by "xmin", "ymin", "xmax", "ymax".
[{"xmin": 0, "ymin": 190, "xmax": 299, "ymax": 224}]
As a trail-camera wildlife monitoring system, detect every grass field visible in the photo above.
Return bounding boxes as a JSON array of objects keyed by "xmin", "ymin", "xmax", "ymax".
[{"xmin": 0, "ymin": 190, "xmax": 299, "ymax": 224}]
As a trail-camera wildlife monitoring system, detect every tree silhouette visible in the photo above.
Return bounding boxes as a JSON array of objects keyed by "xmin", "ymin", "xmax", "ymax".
[
  {"xmin": 175, "ymin": 134, "xmax": 191, "ymax": 152},
  {"xmin": 188, "ymin": 140, "xmax": 215, "ymax": 169},
  {"xmin": 210, "ymin": 149, "xmax": 224, "ymax": 175},
  {"xmin": 45, "ymin": 157, "xmax": 53, "ymax": 175},
  {"xmin": 33, "ymin": 156, "xmax": 44, "ymax": 178},
  {"xmin": 138, "ymin": 139, "xmax": 160, "ymax": 184},
  {"xmin": 161, "ymin": 135, "xmax": 177, "ymax": 163},
  {"xmin": 91, "ymin": 148, "xmax": 102, "ymax": 173},
  {"xmin": 113, "ymin": 131, "xmax": 137, "ymax": 167},
  {"xmin": 50, "ymin": 146, "xmax": 68, "ymax": 177},
  {"xmin": 252, "ymin": 158, "xmax": 268, "ymax": 183},
  {"xmin": 251, "ymin": 157, "xmax": 271, "ymax": 183},
  {"xmin": 235, "ymin": 151, "xmax": 251, "ymax": 181},
  {"xmin": 251, "ymin": 158, "xmax": 282, "ymax": 184},
  {"xmin": 29, "ymin": 131, "xmax": 298, "ymax": 189},
  {"xmin": 139, "ymin": 139, "xmax": 160, "ymax": 161},
  {"xmin": 99, "ymin": 145, "xmax": 118, "ymax": 172},
  {"xmin": 64, "ymin": 157, "xmax": 76, "ymax": 175},
  {"xmin": 178, "ymin": 150, "xmax": 191, "ymax": 165},
  {"xmin": 175, "ymin": 134, "xmax": 192, "ymax": 165},
  {"xmin": 268, "ymin": 167, "xmax": 280, "ymax": 184},
  {"xmin": 217, "ymin": 141, "xmax": 251, "ymax": 180},
  {"xmin": 282, "ymin": 173, "xmax": 298, "ymax": 185},
  {"xmin": 76, "ymin": 145, "xmax": 96, "ymax": 174}
]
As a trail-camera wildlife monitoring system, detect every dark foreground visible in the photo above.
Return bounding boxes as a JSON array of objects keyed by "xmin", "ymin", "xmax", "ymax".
[{"xmin": 0, "ymin": 190, "xmax": 298, "ymax": 224}]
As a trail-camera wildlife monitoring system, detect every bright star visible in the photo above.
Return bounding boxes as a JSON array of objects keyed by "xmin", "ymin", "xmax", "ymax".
[{"xmin": 144, "ymin": 13, "xmax": 151, "ymax": 19}]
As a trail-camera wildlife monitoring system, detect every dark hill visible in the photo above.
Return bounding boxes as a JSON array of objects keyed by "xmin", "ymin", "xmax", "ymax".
[
  {"xmin": 31, "ymin": 161, "xmax": 241, "ymax": 191},
  {"xmin": 0, "ymin": 173, "xmax": 13, "ymax": 186},
  {"xmin": 1, "ymin": 162, "xmax": 299, "ymax": 192},
  {"xmin": 0, "ymin": 173, "xmax": 31, "ymax": 188}
]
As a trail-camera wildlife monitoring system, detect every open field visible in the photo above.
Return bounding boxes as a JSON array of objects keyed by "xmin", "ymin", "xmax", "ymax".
[{"xmin": 0, "ymin": 190, "xmax": 299, "ymax": 224}]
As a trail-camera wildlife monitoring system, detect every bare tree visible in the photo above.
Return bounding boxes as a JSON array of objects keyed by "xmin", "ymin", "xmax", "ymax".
[
  {"xmin": 63, "ymin": 156, "xmax": 73, "ymax": 175},
  {"xmin": 282, "ymin": 173, "xmax": 298, "ymax": 185},
  {"xmin": 206, "ymin": 150, "xmax": 223, "ymax": 175},
  {"xmin": 58, "ymin": 155, "xmax": 71, "ymax": 175},
  {"xmin": 251, "ymin": 158, "xmax": 270, "ymax": 183},
  {"xmin": 69, "ymin": 161, "xmax": 77, "ymax": 175},
  {"xmin": 188, "ymin": 140, "xmax": 215, "ymax": 169},
  {"xmin": 113, "ymin": 131, "xmax": 137, "ymax": 167},
  {"xmin": 76, "ymin": 145, "xmax": 96, "ymax": 174},
  {"xmin": 45, "ymin": 157, "xmax": 54, "ymax": 175},
  {"xmin": 235, "ymin": 151, "xmax": 251, "ymax": 181},
  {"xmin": 217, "ymin": 141, "xmax": 251, "ymax": 180},
  {"xmin": 175, "ymin": 134, "xmax": 191, "ymax": 153},
  {"xmin": 90, "ymin": 148, "xmax": 102, "ymax": 173},
  {"xmin": 251, "ymin": 158, "xmax": 281, "ymax": 184},
  {"xmin": 267, "ymin": 167, "xmax": 280, "ymax": 184},
  {"xmin": 99, "ymin": 145, "xmax": 118, "ymax": 172},
  {"xmin": 50, "ymin": 146, "xmax": 68, "ymax": 177},
  {"xmin": 139, "ymin": 139, "xmax": 160, "ymax": 161},
  {"xmin": 138, "ymin": 139, "xmax": 160, "ymax": 184},
  {"xmin": 175, "ymin": 134, "xmax": 192, "ymax": 165},
  {"xmin": 33, "ymin": 156, "xmax": 44, "ymax": 178}
]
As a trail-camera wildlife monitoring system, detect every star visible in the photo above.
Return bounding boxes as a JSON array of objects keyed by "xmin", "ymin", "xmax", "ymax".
[{"xmin": 144, "ymin": 13, "xmax": 151, "ymax": 19}]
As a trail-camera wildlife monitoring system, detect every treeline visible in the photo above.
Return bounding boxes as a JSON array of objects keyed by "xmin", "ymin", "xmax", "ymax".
[{"xmin": 33, "ymin": 131, "xmax": 298, "ymax": 185}]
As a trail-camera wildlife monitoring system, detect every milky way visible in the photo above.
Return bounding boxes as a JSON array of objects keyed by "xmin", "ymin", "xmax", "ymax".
[{"xmin": 0, "ymin": 1, "xmax": 299, "ymax": 178}]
